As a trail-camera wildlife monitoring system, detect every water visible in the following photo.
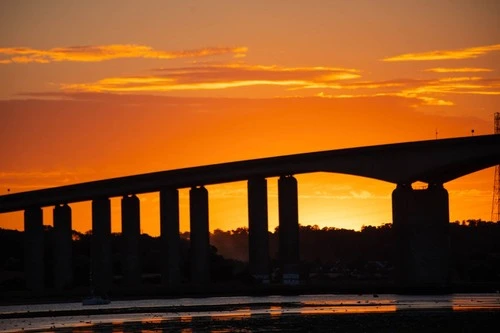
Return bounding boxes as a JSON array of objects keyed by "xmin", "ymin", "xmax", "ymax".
[{"xmin": 1, "ymin": 294, "xmax": 499, "ymax": 332}]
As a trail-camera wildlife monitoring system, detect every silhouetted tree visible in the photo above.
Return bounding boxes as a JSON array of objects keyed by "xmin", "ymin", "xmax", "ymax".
[{"xmin": 1, "ymin": 220, "xmax": 499, "ymax": 294}]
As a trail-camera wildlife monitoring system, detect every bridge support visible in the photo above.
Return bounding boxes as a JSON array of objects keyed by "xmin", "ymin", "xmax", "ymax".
[
  {"xmin": 53, "ymin": 204, "xmax": 72, "ymax": 291},
  {"xmin": 24, "ymin": 207, "xmax": 44, "ymax": 293},
  {"xmin": 160, "ymin": 188, "xmax": 181, "ymax": 287},
  {"xmin": 121, "ymin": 195, "xmax": 141, "ymax": 289},
  {"xmin": 278, "ymin": 175, "xmax": 300, "ymax": 285},
  {"xmin": 248, "ymin": 178, "xmax": 270, "ymax": 283},
  {"xmin": 392, "ymin": 183, "xmax": 451, "ymax": 292},
  {"xmin": 189, "ymin": 186, "xmax": 210, "ymax": 286},
  {"xmin": 91, "ymin": 198, "xmax": 112, "ymax": 295}
]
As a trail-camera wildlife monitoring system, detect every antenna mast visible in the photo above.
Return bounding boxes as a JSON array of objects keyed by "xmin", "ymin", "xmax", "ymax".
[{"xmin": 492, "ymin": 112, "xmax": 500, "ymax": 222}]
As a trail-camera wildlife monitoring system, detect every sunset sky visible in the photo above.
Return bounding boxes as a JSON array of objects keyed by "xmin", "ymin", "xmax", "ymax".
[{"xmin": 0, "ymin": 0, "xmax": 499, "ymax": 236}]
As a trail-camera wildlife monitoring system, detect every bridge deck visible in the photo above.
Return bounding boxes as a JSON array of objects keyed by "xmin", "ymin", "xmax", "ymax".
[{"xmin": 0, "ymin": 134, "xmax": 499, "ymax": 213}]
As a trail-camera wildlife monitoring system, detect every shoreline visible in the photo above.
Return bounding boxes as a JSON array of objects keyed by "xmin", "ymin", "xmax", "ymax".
[
  {"xmin": 1, "ymin": 291, "xmax": 499, "ymax": 319},
  {"xmin": 1, "ymin": 306, "xmax": 499, "ymax": 333},
  {"xmin": 1, "ymin": 293, "xmax": 499, "ymax": 332},
  {"xmin": 1, "ymin": 280, "xmax": 499, "ymax": 306}
]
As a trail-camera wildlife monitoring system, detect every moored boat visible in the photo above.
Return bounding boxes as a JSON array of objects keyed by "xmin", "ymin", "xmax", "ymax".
[{"xmin": 82, "ymin": 295, "xmax": 111, "ymax": 306}]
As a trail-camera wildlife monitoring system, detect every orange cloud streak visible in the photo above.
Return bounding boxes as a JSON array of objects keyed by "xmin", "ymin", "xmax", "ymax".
[
  {"xmin": 61, "ymin": 64, "xmax": 361, "ymax": 92},
  {"xmin": 425, "ymin": 67, "xmax": 493, "ymax": 73},
  {"xmin": 59, "ymin": 66, "xmax": 500, "ymax": 106},
  {"xmin": 315, "ymin": 75, "xmax": 500, "ymax": 106},
  {"xmin": 0, "ymin": 45, "xmax": 248, "ymax": 64},
  {"xmin": 382, "ymin": 44, "xmax": 500, "ymax": 62}
]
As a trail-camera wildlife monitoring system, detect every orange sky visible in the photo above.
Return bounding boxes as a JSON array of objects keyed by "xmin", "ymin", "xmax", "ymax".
[{"xmin": 0, "ymin": 1, "xmax": 499, "ymax": 235}]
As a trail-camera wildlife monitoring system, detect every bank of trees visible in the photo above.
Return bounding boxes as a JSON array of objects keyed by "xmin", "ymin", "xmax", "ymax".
[{"xmin": 1, "ymin": 220, "xmax": 499, "ymax": 291}]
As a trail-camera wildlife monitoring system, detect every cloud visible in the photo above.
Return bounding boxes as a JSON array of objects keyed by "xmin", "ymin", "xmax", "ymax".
[
  {"xmin": 424, "ymin": 67, "xmax": 493, "ymax": 73},
  {"xmin": 14, "ymin": 55, "xmax": 499, "ymax": 108},
  {"xmin": 349, "ymin": 190, "xmax": 373, "ymax": 199},
  {"xmin": 60, "ymin": 63, "xmax": 361, "ymax": 92},
  {"xmin": 413, "ymin": 96, "xmax": 454, "ymax": 106},
  {"xmin": 382, "ymin": 44, "xmax": 500, "ymax": 62},
  {"xmin": 398, "ymin": 77, "xmax": 500, "ymax": 100},
  {"xmin": 0, "ymin": 183, "xmax": 68, "ymax": 192},
  {"xmin": 49, "ymin": 64, "xmax": 500, "ymax": 107},
  {"xmin": 314, "ymin": 75, "xmax": 500, "ymax": 106},
  {"xmin": 0, "ymin": 44, "xmax": 248, "ymax": 64},
  {"xmin": 299, "ymin": 190, "xmax": 388, "ymax": 200},
  {"xmin": 0, "ymin": 170, "xmax": 93, "ymax": 193},
  {"xmin": 397, "ymin": 77, "xmax": 497, "ymax": 102},
  {"xmin": 316, "ymin": 91, "xmax": 453, "ymax": 106},
  {"xmin": 449, "ymin": 189, "xmax": 491, "ymax": 198},
  {"xmin": 0, "ymin": 170, "xmax": 79, "ymax": 178},
  {"xmin": 26, "ymin": 62, "xmax": 498, "ymax": 107}
]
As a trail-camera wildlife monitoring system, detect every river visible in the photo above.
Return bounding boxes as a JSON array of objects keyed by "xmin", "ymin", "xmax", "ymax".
[{"xmin": 1, "ymin": 293, "xmax": 499, "ymax": 332}]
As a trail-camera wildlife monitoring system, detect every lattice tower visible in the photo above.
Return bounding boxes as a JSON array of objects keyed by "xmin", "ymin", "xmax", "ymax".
[{"xmin": 492, "ymin": 112, "xmax": 500, "ymax": 222}]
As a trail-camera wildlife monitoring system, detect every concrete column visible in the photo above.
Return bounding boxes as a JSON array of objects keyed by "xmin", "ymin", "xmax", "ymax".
[
  {"xmin": 247, "ymin": 177, "xmax": 270, "ymax": 283},
  {"xmin": 160, "ymin": 188, "xmax": 181, "ymax": 287},
  {"xmin": 121, "ymin": 195, "xmax": 141, "ymax": 289},
  {"xmin": 91, "ymin": 198, "xmax": 112, "ymax": 295},
  {"xmin": 53, "ymin": 204, "xmax": 72, "ymax": 291},
  {"xmin": 278, "ymin": 175, "xmax": 300, "ymax": 285},
  {"xmin": 189, "ymin": 186, "xmax": 210, "ymax": 285},
  {"xmin": 24, "ymin": 207, "xmax": 44, "ymax": 293},
  {"xmin": 392, "ymin": 183, "xmax": 450, "ymax": 292}
]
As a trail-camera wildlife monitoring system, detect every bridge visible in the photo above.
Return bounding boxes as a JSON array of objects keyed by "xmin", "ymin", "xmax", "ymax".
[{"xmin": 1, "ymin": 134, "xmax": 499, "ymax": 293}]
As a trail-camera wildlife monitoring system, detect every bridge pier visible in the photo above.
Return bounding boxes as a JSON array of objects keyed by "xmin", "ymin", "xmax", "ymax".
[
  {"xmin": 189, "ymin": 186, "xmax": 210, "ymax": 286},
  {"xmin": 121, "ymin": 195, "xmax": 141, "ymax": 289},
  {"xmin": 248, "ymin": 177, "xmax": 270, "ymax": 283},
  {"xmin": 278, "ymin": 175, "xmax": 300, "ymax": 285},
  {"xmin": 53, "ymin": 204, "xmax": 72, "ymax": 291},
  {"xmin": 91, "ymin": 198, "xmax": 112, "ymax": 295},
  {"xmin": 24, "ymin": 207, "xmax": 44, "ymax": 293},
  {"xmin": 160, "ymin": 188, "xmax": 181, "ymax": 287},
  {"xmin": 392, "ymin": 183, "xmax": 451, "ymax": 292}
]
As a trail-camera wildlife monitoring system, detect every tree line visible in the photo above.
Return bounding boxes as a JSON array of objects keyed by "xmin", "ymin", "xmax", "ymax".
[{"xmin": 1, "ymin": 219, "xmax": 499, "ymax": 291}]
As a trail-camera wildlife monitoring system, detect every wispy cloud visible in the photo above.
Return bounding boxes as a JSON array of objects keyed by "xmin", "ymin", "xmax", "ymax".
[
  {"xmin": 300, "ymin": 190, "xmax": 389, "ymax": 200},
  {"xmin": 0, "ymin": 44, "xmax": 248, "ymax": 64},
  {"xmin": 0, "ymin": 168, "xmax": 95, "ymax": 189},
  {"xmin": 0, "ymin": 169, "xmax": 95, "ymax": 193},
  {"xmin": 14, "ymin": 52, "xmax": 499, "ymax": 108},
  {"xmin": 315, "ymin": 91, "xmax": 453, "ymax": 106},
  {"xmin": 424, "ymin": 67, "xmax": 493, "ymax": 73},
  {"xmin": 382, "ymin": 44, "xmax": 500, "ymax": 62},
  {"xmin": 315, "ymin": 76, "xmax": 500, "ymax": 106},
  {"xmin": 0, "ymin": 171, "xmax": 79, "ymax": 178},
  {"xmin": 449, "ymin": 189, "xmax": 491, "ymax": 198},
  {"xmin": 60, "ymin": 63, "xmax": 361, "ymax": 92},
  {"xmin": 398, "ymin": 77, "xmax": 500, "ymax": 100}
]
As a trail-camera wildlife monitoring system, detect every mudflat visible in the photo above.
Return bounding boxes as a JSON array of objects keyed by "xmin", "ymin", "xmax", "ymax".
[
  {"xmin": 5, "ymin": 310, "xmax": 497, "ymax": 332},
  {"xmin": 1, "ymin": 294, "xmax": 499, "ymax": 332}
]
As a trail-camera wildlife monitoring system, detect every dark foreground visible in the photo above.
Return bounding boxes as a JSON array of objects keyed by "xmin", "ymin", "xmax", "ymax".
[
  {"xmin": 2, "ymin": 293, "xmax": 499, "ymax": 332},
  {"xmin": 11, "ymin": 310, "xmax": 498, "ymax": 333}
]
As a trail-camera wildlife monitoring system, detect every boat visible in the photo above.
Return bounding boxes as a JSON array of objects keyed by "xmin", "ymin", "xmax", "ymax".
[
  {"xmin": 82, "ymin": 295, "xmax": 111, "ymax": 306},
  {"xmin": 82, "ymin": 267, "xmax": 111, "ymax": 305}
]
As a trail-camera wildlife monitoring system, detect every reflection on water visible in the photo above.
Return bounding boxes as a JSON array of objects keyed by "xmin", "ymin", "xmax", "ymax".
[
  {"xmin": 452, "ymin": 294, "xmax": 500, "ymax": 311},
  {"xmin": 301, "ymin": 305, "xmax": 397, "ymax": 314},
  {"xmin": 301, "ymin": 295, "xmax": 398, "ymax": 314},
  {"xmin": 269, "ymin": 305, "xmax": 282, "ymax": 317},
  {"xmin": 0, "ymin": 294, "xmax": 499, "ymax": 332},
  {"xmin": 211, "ymin": 306, "xmax": 251, "ymax": 320}
]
